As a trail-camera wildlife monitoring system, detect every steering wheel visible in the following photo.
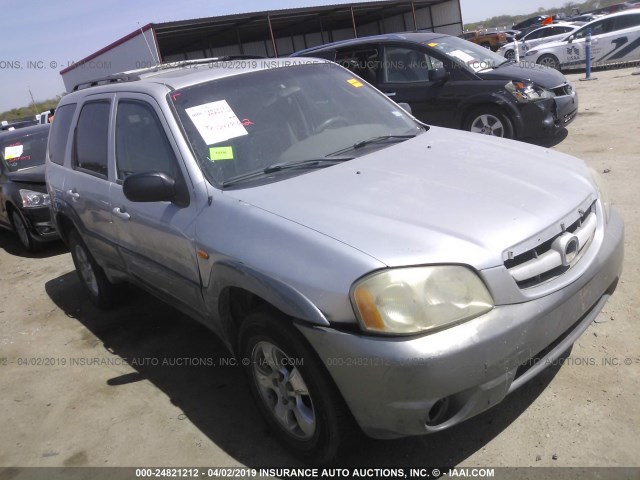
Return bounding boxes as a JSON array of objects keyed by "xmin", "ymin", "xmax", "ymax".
[{"xmin": 315, "ymin": 116, "xmax": 350, "ymax": 133}]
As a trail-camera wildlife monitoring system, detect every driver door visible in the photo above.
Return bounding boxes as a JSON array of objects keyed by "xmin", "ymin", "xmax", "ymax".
[{"xmin": 109, "ymin": 93, "xmax": 204, "ymax": 317}]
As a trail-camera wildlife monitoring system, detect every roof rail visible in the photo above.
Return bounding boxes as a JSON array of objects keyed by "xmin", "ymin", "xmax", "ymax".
[
  {"xmin": 70, "ymin": 56, "xmax": 264, "ymax": 92},
  {"xmin": 72, "ymin": 73, "xmax": 141, "ymax": 92}
]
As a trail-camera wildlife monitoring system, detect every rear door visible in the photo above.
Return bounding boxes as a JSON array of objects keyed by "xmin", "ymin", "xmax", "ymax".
[
  {"xmin": 109, "ymin": 93, "xmax": 204, "ymax": 316},
  {"xmin": 595, "ymin": 13, "xmax": 640, "ymax": 65},
  {"xmin": 63, "ymin": 95, "xmax": 122, "ymax": 268}
]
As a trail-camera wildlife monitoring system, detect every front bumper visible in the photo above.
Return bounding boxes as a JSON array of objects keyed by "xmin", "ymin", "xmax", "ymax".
[
  {"xmin": 21, "ymin": 206, "xmax": 58, "ymax": 242},
  {"xmin": 297, "ymin": 209, "xmax": 623, "ymax": 439},
  {"xmin": 513, "ymin": 87, "xmax": 578, "ymax": 138}
]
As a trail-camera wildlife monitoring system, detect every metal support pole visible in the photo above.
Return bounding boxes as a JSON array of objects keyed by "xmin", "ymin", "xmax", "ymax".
[
  {"xmin": 267, "ymin": 14, "xmax": 278, "ymax": 58},
  {"xmin": 351, "ymin": 7, "xmax": 358, "ymax": 38},
  {"xmin": 514, "ymin": 38, "xmax": 520, "ymax": 63},
  {"xmin": 411, "ymin": 1, "xmax": 418, "ymax": 31}
]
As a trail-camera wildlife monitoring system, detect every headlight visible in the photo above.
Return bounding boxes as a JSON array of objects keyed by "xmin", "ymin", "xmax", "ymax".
[
  {"xmin": 505, "ymin": 81, "xmax": 555, "ymax": 103},
  {"xmin": 19, "ymin": 189, "xmax": 50, "ymax": 208},
  {"xmin": 351, "ymin": 265, "xmax": 494, "ymax": 335},
  {"xmin": 589, "ymin": 168, "xmax": 611, "ymax": 224},
  {"xmin": 525, "ymin": 49, "xmax": 538, "ymax": 57}
]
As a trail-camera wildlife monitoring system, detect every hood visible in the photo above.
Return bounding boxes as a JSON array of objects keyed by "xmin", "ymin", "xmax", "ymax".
[
  {"xmin": 226, "ymin": 128, "xmax": 595, "ymax": 270},
  {"xmin": 6, "ymin": 165, "xmax": 46, "ymax": 185},
  {"xmin": 477, "ymin": 62, "xmax": 568, "ymax": 88}
]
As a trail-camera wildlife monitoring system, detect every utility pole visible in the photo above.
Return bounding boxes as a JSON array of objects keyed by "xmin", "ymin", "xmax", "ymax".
[{"xmin": 28, "ymin": 87, "xmax": 39, "ymax": 115}]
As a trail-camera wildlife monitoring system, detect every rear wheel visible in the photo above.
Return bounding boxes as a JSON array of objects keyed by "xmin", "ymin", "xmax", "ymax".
[
  {"xmin": 464, "ymin": 106, "xmax": 514, "ymax": 139},
  {"xmin": 239, "ymin": 310, "xmax": 356, "ymax": 464},
  {"xmin": 537, "ymin": 54, "xmax": 560, "ymax": 70},
  {"xmin": 68, "ymin": 229, "xmax": 115, "ymax": 309},
  {"xmin": 10, "ymin": 209, "xmax": 36, "ymax": 252},
  {"xmin": 504, "ymin": 49, "xmax": 516, "ymax": 61}
]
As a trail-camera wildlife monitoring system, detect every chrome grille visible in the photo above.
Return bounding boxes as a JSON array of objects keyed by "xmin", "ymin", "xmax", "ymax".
[{"xmin": 505, "ymin": 202, "xmax": 597, "ymax": 288}]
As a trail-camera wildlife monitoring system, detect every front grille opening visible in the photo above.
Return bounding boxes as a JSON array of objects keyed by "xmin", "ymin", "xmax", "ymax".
[{"xmin": 505, "ymin": 201, "xmax": 596, "ymax": 288}]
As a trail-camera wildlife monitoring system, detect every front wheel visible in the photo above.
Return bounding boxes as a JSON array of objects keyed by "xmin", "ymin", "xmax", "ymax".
[
  {"xmin": 463, "ymin": 106, "xmax": 514, "ymax": 139},
  {"xmin": 239, "ymin": 310, "xmax": 356, "ymax": 464},
  {"xmin": 10, "ymin": 209, "xmax": 36, "ymax": 252},
  {"xmin": 537, "ymin": 54, "xmax": 560, "ymax": 70},
  {"xmin": 68, "ymin": 230, "xmax": 115, "ymax": 309},
  {"xmin": 504, "ymin": 49, "xmax": 516, "ymax": 61}
]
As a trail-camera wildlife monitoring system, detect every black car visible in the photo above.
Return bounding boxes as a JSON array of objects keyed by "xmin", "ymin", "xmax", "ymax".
[
  {"xmin": 292, "ymin": 33, "xmax": 578, "ymax": 140},
  {"xmin": 0, "ymin": 124, "xmax": 58, "ymax": 250}
]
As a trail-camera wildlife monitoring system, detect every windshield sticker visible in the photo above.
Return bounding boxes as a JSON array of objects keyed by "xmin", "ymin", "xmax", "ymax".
[
  {"xmin": 186, "ymin": 100, "xmax": 248, "ymax": 145},
  {"xmin": 209, "ymin": 146, "xmax": 234, "ymax": 161},
  {"xmin": 347, "ymin": 78, "xmax": 364, "ymax": 88},
  {"xmin": 427, "ymin": 43, "xmax": 438, "ymax": 47},
  {"xmin": 241, "ymin": 118, "xmax": 255, "ymax": 126},
  {"xmin": 448, "ymin": 49, "xmax": 484, "ymax": 71},
  {"xmin": 4, "ymin": 144, "xmax": 23, "ymax": 160}
]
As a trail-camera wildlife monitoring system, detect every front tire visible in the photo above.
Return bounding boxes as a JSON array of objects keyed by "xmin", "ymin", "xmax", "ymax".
[
  {"xmin": 537, "ymin": 54, "xmax": 560, "ymax": 70},
  {"xmin": 68, "ymin": 229, "xmax": 115, "ymax": 309},
  {"xmin": 10, "ymin": 209, "xmax": 36, "ymax": 252},
  {"xmin": 239, "ymin": 310, "xmax": 356, "ymax": 464},
  {"xmin": 464, "ymin": 106, "xmax": 514, "ymax": 139},
  {"xmin": 504, "ymin": 49, "xmax": 516, "ymax": 61}
]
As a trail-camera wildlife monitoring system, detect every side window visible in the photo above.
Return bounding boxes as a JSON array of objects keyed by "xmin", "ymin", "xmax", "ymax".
[
  {"xmin": 335, "ymin": 48, "xmax": 380, "ymax": 85},
  {"xmin": 576, "ymin": 19, "xmax": 615, "ymax": 39},
  {"xmin": 383, "ymin": 47, "xmax": 442, "ymax": 83},
  {"xmin": 559, "ymin": 27, "xmax": 575, "ymax": 34},
  {"xmin": 115, "ymin": 100, "xmax": 178, "ymax": 181},
  {"xmin": 527, "ymin": 29, "xmax": 545, "ymax": 40},
  {"xmin": 614, "ymin": 14, "xmax": 640, "ymax": 30},
  {"xmin": 48, "ymin": 103, "xmax": 76, "ymax": 165},
  {"xmin": 74, "ymin": 101, "xmax": 110, "ymax": 177}
]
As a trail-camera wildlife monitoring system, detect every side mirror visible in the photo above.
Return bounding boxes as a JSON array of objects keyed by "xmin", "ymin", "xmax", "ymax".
[
  {"xmin": 428, "ymin": 67, "xmax": 450, "ymax": 83},
  {"xmin": 123, "ymin": 171, "xmax": 176, "ymax": 203},
  {"xmin": 567, "ymin": 34, "xmax": 575, "ymax": 43},
  {"xmin": 397, "ymin": 102, "xmax": 412, "ymax": 114}
]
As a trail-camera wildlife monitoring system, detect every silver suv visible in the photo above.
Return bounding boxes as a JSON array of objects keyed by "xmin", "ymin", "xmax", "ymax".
[{"xmin": 46, "ymin": 58, "xmax": 624, "ymax": 463}]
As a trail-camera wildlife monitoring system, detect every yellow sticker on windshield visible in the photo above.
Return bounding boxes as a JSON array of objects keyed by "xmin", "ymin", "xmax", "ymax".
[
  {"xmin": 209, "ymin": 146, "xmax": 234, "ymax": 161},
  {"xmin": 428, "ymin": 43, "xmax": 438, "ymax": 47},
  {"xmin": 347, "ymin": 78, "xmax": 364, "ymax": 88}
]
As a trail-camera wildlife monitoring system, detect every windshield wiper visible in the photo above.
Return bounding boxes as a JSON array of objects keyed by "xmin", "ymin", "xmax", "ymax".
[
  {"xmin": 327, "ymin": 134, "xmax": 417, "ymax": 157},
  {"xmin": 477, "ymin": 60, "xmax": 512, "ymax": 72},
  {"xmin": 221, "ymin": 156, "xmax": 354, "ymax": 187}
]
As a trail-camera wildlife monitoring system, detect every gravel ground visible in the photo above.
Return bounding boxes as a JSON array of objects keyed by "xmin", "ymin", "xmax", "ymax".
[{"xmin": 0, "ymin": 66, "xmax": 638, "ymax": 475}]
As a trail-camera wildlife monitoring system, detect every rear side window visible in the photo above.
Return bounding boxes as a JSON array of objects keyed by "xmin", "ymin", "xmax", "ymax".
[
  {"xmin": 614, "ymin": 14, "xmax": 640, "ymax": 30},
  {"xmin": 74, "ymin": 101, "xmax": 110, "ymax": 177},
  {"xmin": 48, "ymin": 103, "xmax": 76, "ymax": 165}
]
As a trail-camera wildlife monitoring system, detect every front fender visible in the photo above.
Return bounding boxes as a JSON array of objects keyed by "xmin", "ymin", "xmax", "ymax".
[{"xmin": 203, "ymin": 259, "xmax": 331, "ymax": 353}]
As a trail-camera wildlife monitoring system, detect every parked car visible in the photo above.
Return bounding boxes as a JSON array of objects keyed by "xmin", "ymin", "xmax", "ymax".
[
  {"xmin": 498, "ymin": 23, "xmax": 581, "ymax": 60},
  {"xmin": 513, "ymin": 15, "xmax": 553, "ymax": 31},
  {"xmin": 0, "ymin": 118, "xmax": 38, "ymax": 131},
  {"xmin": 525, "ymin": 10, "xmax": 640, "ymax": 70},
  {"xmin": 459, "ymin": 30, "xmax": 508, "ymax": 51},
  {"xmin": 0, "ymin": 124, "xmax": 58, "ymax": 250},
  {"xmin": 46, "ymin": 58, "xmax": 623, "ymax": 463},
  {"xmin": 292, "ymin": 33, "xmax": 578, "ymax": 139}
]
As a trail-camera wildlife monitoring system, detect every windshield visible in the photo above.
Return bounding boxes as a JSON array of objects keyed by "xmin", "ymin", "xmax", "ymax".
[
  {"xmin": 171, "ymin": 62, "xmax": 422, "ymax": 187},
  {"xmin": 426, "ymin": 36, "xmax": 509, "ymax": 73},
  {"xmin": 0, "ymin": 129, "xmax": 48, "ymax": 173}
]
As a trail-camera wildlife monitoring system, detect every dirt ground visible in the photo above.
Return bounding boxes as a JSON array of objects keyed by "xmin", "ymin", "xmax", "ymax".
[{"xmin": 1, "ymin": 66, "xmax": 639, "ymax": 474}]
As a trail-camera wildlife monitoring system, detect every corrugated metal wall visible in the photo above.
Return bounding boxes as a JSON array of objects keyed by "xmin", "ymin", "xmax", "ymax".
[{"xmin": 162, "ymin": 0, "xmax": 462, "ymax": 61}]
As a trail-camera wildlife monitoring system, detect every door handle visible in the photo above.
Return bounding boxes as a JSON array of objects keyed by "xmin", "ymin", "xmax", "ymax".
[
  {"xmin": 385, "ymin": 92, "xmax": 397, "ymax": 97},
  {"xmin": 112, "ymin": 207, "xmax": 130, "ymax": 221},
  {"xmin": 66, "ymin": 189, "xmax": 80, "ymax": 200}
]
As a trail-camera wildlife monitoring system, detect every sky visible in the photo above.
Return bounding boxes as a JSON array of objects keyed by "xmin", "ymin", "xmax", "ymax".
[{"xmin": 0, "ymin": 0, "xmax": 570, "ymax": 113}]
